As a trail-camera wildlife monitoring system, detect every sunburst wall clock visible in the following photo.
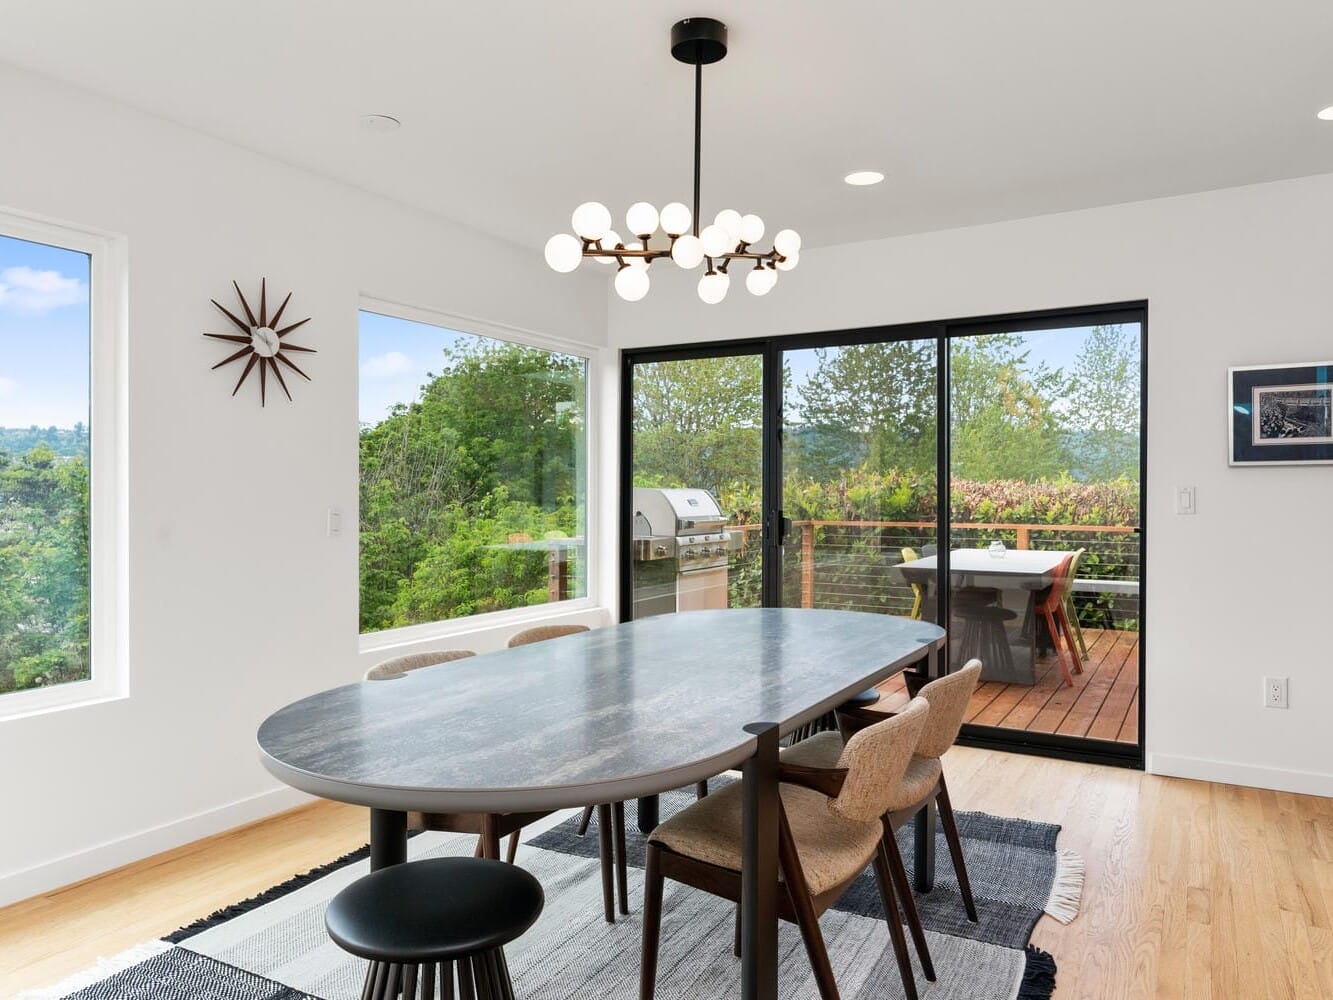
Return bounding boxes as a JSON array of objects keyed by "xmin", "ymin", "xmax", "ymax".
[{"xmin": 205, "ymin": 279, "xmax": 315, "ymax": 406}]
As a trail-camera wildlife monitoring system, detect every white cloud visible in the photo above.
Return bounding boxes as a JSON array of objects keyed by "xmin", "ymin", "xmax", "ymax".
[
  {"xmin": 360, "ymin": 351, "xmax": 414, "ymax": 378},
  {"xmin": 0, "ymin": 266, "xmax": 88, "ymax": 314}
]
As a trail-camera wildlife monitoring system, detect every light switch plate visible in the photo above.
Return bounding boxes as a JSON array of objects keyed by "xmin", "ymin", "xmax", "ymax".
[{"xmin": 1175, "ymin": 486, "xmax": 1196, "ymax": 515}]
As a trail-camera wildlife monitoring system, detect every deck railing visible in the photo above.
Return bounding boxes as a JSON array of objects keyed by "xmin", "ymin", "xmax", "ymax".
[{"xmin": 728, "ymin": 519, "xmax": 1140, "ymax": 627}]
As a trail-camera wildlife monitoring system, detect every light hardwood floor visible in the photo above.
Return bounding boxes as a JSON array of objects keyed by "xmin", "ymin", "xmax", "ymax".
[{"xmin": 4, "ymin": 748, "xmax": 1331, "ymax": 998}]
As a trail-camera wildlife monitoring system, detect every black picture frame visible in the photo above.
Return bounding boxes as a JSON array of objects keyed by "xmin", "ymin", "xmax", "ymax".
[{"xmin": 1229, "ymin": 362, "xmax": 1333, "ymax": 465}]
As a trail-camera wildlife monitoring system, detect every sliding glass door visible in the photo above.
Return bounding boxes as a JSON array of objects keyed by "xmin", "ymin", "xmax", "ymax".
[
  {"xmin": 947, "ymin": 318, "xmax": 1143, "ymax": 752},
  {"xmin": 621, "ymin": 304, "xmax": 1146, "ymax": 765}
]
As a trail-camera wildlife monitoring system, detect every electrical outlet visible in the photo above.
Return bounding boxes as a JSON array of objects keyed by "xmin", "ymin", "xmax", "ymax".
[
  {"xmin": 1263, "ymin": 676, "xmax": 1288, "ymax": 709},
  {"xmin": 327, "ymin": 506, "xmax": 342, "ymax": 537}
]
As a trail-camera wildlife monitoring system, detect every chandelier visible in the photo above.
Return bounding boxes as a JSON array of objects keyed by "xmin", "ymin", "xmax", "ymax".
[{"xmin": 544, "ymin": 17, "xmax": 801, "ymax": 304}]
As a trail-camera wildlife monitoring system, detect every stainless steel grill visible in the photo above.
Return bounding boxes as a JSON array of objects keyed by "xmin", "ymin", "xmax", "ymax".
[{"xmin": 631, "ymin": 487, "xmax": 732, "ymax": 618}]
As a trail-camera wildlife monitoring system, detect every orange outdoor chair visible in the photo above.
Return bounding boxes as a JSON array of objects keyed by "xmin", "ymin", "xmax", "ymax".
[{"xmin": 1036, "ymin": 554, "xmax": 1082, "ymax": 687}]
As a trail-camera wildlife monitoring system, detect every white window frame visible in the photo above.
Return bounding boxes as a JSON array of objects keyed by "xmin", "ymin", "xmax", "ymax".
[
  {"xmin": 357, "ymin": 295, "xmax": 601, "ymax": 653},
  {"xmin": 0, "ymin": 208, "xmax": 129, "ymax": 721}
]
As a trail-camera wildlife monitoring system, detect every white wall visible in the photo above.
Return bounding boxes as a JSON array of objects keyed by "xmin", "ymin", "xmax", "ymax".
[
  {"xmin": 608, "ymin": 173, "xmax": 1333, "ymax": 798},
  {"xmin": 0, "ymin": 62, "xmax": 609, "ymax": 906}
]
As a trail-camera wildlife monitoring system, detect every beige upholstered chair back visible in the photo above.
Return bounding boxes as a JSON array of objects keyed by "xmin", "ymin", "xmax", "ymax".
[
  {"xmin": 913, "ymin": 660, "xmax": 983, "ymax": 759},
  {"xmin": 507, "ymin": 624, "xmax": 591, "ymax": 648},
  {"xmin": 828, "ymin": 696, "xmax": 930, "ymax": 824},
  {"xmin": 364, "ymin": 648, "xmax": 476, "ymax": 680}
]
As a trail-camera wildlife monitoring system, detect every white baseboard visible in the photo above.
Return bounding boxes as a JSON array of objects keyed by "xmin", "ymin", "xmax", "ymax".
[
  {"xmin": 0, "ymin": 785, "xmax": 313, "ymax": 908},
  {"xmin": 1147, "ymin": 753, "xmax": 1333, "ymax": 798}
]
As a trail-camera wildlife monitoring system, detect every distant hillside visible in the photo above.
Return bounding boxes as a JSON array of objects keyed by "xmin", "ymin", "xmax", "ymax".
[{"xmin": 0, "ymin": 425, "xmax": 89, "ymax": 458}]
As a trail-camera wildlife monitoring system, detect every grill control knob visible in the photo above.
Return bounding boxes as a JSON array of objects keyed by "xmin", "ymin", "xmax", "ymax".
[
  {"xmin": 713, "ymin": 546, "xmax": 727, "ymax": 557},
  {"xmin": 654, "ymin": 544, "xmax": 668, "ymax": 557},
  {"xmin": 683, "ymin": 548, "xmax": 697, "ymax": 559}
]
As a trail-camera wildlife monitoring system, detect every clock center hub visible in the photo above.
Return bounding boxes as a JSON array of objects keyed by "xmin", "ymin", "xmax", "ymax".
[{"xmin": 250, "ymin": 326, "xmax": 279, "ymax": 357}]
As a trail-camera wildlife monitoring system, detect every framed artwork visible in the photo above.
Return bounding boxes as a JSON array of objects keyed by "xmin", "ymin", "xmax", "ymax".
[{"xmin": 1229, "ymin": 362, "xmax": 1333, "ymax": 465}]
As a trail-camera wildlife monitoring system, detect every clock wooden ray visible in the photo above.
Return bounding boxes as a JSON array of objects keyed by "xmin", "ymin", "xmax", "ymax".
[{"xmin": 204, "ymin": 279, "xmax": 315, "ymax": 406}]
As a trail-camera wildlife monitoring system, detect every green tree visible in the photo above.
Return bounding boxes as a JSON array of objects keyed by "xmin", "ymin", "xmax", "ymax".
[
  {"xmin": 1063, "ymin": 325, "xmax": 1140, "ymax": 480},
  {"xmin": 631, "ymin": 355, "xmax": 763, "ymax": 497}
]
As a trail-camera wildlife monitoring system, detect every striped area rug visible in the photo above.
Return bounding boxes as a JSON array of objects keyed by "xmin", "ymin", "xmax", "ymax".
[{"xmin": 25, "ymin": 796, "xmax": 1079, "ymax": 1000}]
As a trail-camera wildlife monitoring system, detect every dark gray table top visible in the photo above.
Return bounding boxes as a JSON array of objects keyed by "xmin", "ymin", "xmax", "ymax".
[{"xmin": 257, "ymin": 608, "xmax": 945, "ymax": 813}]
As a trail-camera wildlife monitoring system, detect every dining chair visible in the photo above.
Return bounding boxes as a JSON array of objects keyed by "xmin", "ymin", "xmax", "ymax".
[
  {"xmin": 365, "ymin": 647, "xmax": 627, "ymax": 922},
  {"xmin": 900, "ymin": 547, "xmax": 925, "ymax": 620},
  {"xmin": 1035, "ymin": 554, "xmax": 1081, "ymax": 686},
  {"xmin": 507, "ymin": 623, "xmax": 590, "ymax": 647},
  {"xmin": 1060, "ymin": 547, "xmax": 1090, "ymax": 660},
  {"xmin": 640, "ymin": 698, "xmax": 934, "ymax": 1000},
  {"xmin": 825, "ymin": 660, "xmax": 986, "ymax": 925}
]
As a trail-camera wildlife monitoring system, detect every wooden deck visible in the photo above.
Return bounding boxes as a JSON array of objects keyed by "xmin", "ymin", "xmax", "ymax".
[{"xmin": 875, "ymin": 626, "xmax": 1140, "ymax": 744}]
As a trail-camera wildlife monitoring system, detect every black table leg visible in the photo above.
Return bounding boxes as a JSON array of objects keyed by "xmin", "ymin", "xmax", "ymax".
[
  {"xmin": 370, "ymin": 808, "xmax": 407, "ymax": 871},
  {"xmin": 913, "ymin": 799, "xmax": 937, "ymax": 892},
  {"xmin": 741, "ymin": 721, "xmax": 780, "ymax": 1000},
  {"xmin": 637, "ymin": 794, "xmax": 659, "ymax": 834}
]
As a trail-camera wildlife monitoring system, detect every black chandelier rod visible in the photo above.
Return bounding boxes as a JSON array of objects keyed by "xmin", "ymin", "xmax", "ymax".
[{"xmin": 692, "ymin": 57, "xmax": 702, "ymax": 239}]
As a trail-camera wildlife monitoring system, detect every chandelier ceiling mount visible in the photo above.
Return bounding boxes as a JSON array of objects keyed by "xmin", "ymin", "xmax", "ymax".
[{"xmin": 544, "ymin": 17, "xmax": 800, "ymax": 304}]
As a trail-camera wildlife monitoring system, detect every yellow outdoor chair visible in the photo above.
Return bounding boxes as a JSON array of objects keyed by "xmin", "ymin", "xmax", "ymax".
[
  {"xmin": 1061, "ymin": 548, "xmax": 1089, "ymax": 660},
  {"xmin": 901, "ymin": 547, "xmax": 924, "ymax": 620}
]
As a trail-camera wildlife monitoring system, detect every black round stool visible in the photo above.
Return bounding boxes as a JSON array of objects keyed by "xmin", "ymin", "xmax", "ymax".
[{"xmin": 326, "ymin": 857, "xmax": 543, "ymax": 1000}]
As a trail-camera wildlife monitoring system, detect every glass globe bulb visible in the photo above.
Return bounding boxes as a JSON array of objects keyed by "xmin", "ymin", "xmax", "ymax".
[
  {"xmin": 714, "ymin": 209, "xmax": 743, "ymax": 243},
  {"xmin": 698, "ymin": 270, "xmax": 730, "ymax": 305},
  {"xmin": 615, "ymin": 266, "xmax": 650, "ymax": 302},
  {"xmin": 671, "ymin": 234, "xmax": 704, "ymax": 269},
  {"xmin": 775, "ymin": 250, "xmax": 799, "ymax": 271},
  {"xmin": 773, "ymin": 228, "xmax": 802, "ymax": 257},
  {"xmin": 594, "ymin": 230, "xmax": 621, "ymax": 264},
  {"xmin": 660, "ymin": 202, "xmax": 692, "ymax": 236},
  {"xmin": 700, "ymin": 224, "xmax": 730, "ymax": 258},
  {"xmin": 746, "ymin": 266, "xmax": 777, "ymax": 296},
  {"xmin": 625, "ymin": 202, "xmax": 659, "ymax": 238},
  {"xmin": 544, "ymin": 233, "xmax": 582, "ymax": 273},
  {"xmin": 571, "ymin": 201, "xmax": 612, "ymax": 240},
  {"xmin": 739, "ymin": 214, "xmax": 765, "ymax": 245},
  {"xmin": 625, "ymin": 241, "xmax": 649, "ymax": 270}
]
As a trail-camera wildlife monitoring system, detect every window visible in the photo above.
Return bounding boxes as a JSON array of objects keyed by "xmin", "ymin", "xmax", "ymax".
[
  {"xmin": 358, "ymin": 307, "xmax": 588, "ymax": 634},
  {"xmin": 0, "ymin": 230, "xmax": 91, "ymax": 703}
]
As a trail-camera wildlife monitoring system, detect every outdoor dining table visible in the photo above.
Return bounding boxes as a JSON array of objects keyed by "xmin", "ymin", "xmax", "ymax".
[
  {"xmin": 257, "ymin": 607, "xmax": 946, "ymax": 1000},
  {"xmin": 898, "ymin": 548, "xmax": 1073, "ymax": 682}
]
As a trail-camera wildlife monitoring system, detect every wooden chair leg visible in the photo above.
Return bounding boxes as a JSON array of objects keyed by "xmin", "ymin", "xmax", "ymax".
[
  {"xmin": 1042, "ymin": 609, "xmax": 1075, "ymax": 687},
  {"xmin": 776, "ymin": 807, "xmax": 840, "ymax": 1000},
  {"xmin": 505, "ymin": 830, "xmax": 520, "ymax": 865},
  {"xmin": 937, "ymin": 776, "xmax": 978, "ymax": 922},
  {"xmin": 480, "ymin": 814, "xmax": 501, "ymax": 860},
  {"xmin": 458, "ymin": 955, "xmax": 477, "ymax": 1000},
  {"xmin": 442, "ymin": 960, "xmax": 455, "ymax": 1000},
  {"xmin": 422, "ymin": 961, "xmax": 436, "ymax": 1000},
  {"xmin": 733, "ymin": 903, "xmax": 742, "ymax": 957},
  {"xmin": 881, "ymin": 824, "xmax": 936, "ymax": 982},
  {"xmin": 402, "ymin": 963, "xmax": 418, "ymax": 1000},
  {"xmin": 596, "ymin": 803, "xmax": 616, "ymax": 923},
  {"xmin": 612, "ymin": 800, "xmax": 630, "ymax": 915},
  {"xmin": 1056, "ymin": 603, "xmax": 1082, "ymax": 674},
  {"xmin": 640, "ymin": 844, "xmax": 664, "ymax": 1000},
  {"xmin": 695, "ymin": 779, "xmax": 709, "ymax": 799},
  {"xmin": 576, "ymin": 804, "xmax": 594, "ymax": 837},
  {"xmin": 1063, "ymin": 593, "xmax": 1089, "ymax": 659},
  {"xmin": 871, "ymin": 842, "xmax": 918, "ymax": 1000}
]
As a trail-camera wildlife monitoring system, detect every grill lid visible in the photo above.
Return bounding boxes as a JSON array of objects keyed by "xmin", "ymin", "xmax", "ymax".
[{"xmin": 632, "ymin": 487, "xmax": 726, "ymax": 536}]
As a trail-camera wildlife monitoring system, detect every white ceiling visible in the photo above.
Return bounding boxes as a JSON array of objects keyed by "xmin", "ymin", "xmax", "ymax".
[{"xmin": 4, "ymin": 1, "xmax": 1333, "ymax": 250}]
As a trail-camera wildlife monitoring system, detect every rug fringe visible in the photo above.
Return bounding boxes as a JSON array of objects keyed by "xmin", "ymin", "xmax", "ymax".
[
  {"xmin": 17, "ymin": 940, "xmax": 174, "ymax": 999},
  {"xmin": 164, "ymin": 841, "xmax": 377, "ymax": 942},
  {"xmin": 1017, "ymin": 944, "xmax": 1057, "ymax": 999},
  {"xmin": 1043, "ymin": 848, "xmax": 1084, "ymax": 924}
]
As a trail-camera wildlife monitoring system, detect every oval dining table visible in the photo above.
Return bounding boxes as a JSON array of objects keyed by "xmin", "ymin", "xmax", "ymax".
[{"xmin": 257, "ymin": 607, "xmax": 946, "ymax": 1000}]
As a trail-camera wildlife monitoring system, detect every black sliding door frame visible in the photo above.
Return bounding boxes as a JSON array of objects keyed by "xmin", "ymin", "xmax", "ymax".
[{"xmin": 620, "ymin": 300, "xmax": 1147, "ymax": 769}]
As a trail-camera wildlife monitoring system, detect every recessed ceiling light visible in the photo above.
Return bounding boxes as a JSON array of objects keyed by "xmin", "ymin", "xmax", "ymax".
[
  {"xmin": 1318, "ymin": 105, "xmax": 1333, "ymax": 121},
  {"xmin": 360, "ymin": 114, "xmax": 402, "ymax": 132},
  {"xmin": 844, "ymin": 170, "xmax": 885, "ymax": 186}
]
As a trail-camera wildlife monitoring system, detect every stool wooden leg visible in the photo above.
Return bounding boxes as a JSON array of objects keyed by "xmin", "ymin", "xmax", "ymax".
[
  {"xmin": 403, "ymin": 964, "xmax": 418, "ymax": 1000},
  {"xmin": 442, "ymin": 960, "xmax": 455, "ymax": 1000},
  {"xmin": 695, "ymin": 779, "xmax": 709, "ymax": 799},
  {"xmin": 383, "ymin": 964, "xmax": 401, "ymax": 999},
  {"xmin": 458, "ymin": 956, "xmax": 477, "ymax": 1000},
  {"xmin": 361, "ymin": 962, "xmax": 379, "ymax": 1000},
  {"xmin": 471, "ymin": 955, "xmax": 492, "ymax": 1000},
  {"xmin": 422, "ymin": 962, "xmax": 436, "ymax": 1000},
  {"xmin": 576, "ymin": 804, "xmax": 594, "ymax": 836},
  {"xmin": 371, "ymin": 961, "xmax": 389, "ymax": 1000}
]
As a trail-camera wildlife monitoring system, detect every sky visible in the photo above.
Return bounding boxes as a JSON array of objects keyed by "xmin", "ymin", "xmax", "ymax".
[
  {"xmin": 358, "ymin": 310, "xmax": 488, "ymax": 425},
  {"xmin": 0, "ymin": 234, "xmax": 90, "ymax": 429}
]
